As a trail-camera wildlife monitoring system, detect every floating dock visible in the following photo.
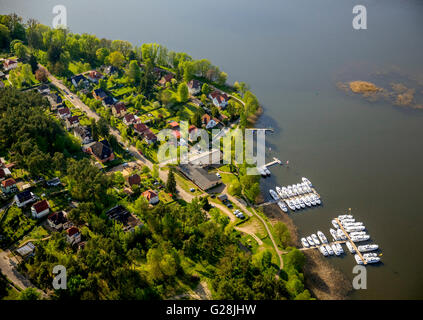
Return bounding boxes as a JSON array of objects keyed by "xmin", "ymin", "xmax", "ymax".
[
  {"xmin": 264, "ymin": 157, "xmax": 282, "ymax": 168},
  {"xmin": 335, "ymin": 218, "xmax": 367, "ymax": 265}
]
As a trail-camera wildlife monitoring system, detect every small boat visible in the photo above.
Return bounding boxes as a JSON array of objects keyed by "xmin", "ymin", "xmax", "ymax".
[
  {"xmin": 292, "ymin": 186, "xmax": 298, "ymax": 195},
  {"xmin": 258, "ymin": 167, "xmax": 267, "ymax": 177},
  {"xmin": 310, "ymin": 198, "xmax": 317, "ymax": 206},
  {"xmin": 298, "ymin": 198, "xmax": 306, "ymax": 208},
  {"xmin": 363, "ymin": 253, "xmax": 378, "ymax": 258},
  {"xmin": 349, "ymin": 231, "xmax": 367, "ymax": 237},
  {"xmin": 336, "ymin": 229, "xmax": 347, "ymax": 240},
  {"xmin": 345, "ymin": 226, "xmax": 366, "ymax": 232},
  {"xmin": 346, "ymin": 241, "xmax": 356, "ymax": 253},
  {"xmin": 277, "ymin": 201, "xmax": 288, "ymax": 213},
  {"xmin": 317, "ymin": 231, "xmax": 328, "ymax": 244},
  {"xmin": 302, "ymin": 177, "xmax": 312, "ymax": 187},
  {"xmin": 329, "ymin": 228, "xmax": 339, "ymax": 241},
  {"xmin": 276, "ymin": 186, "xmax": 283, "ymax": 197},
  {"xmin": 343, "ymin": 222, "xmax": 364, "ymax": 227},
  {"xmin": 264, "ymin": 167, "xmax": 271, "ymax": 176},
  {"xmin": 304, "ymin": 197, "xmax": 312, "ymax": 207},
  {"xmin": 319, "ymin": 246, "xmax": 328, "ymax": 256},
  {"xmin": 311, "ymin": 234, "xmax": 320, "ymax": 245},
  {"xmin": 269, "ymin": 189, "xmax": 279, "ymax": 201},
  {"xmin": 354, "ymin": 254, "xmax": 364, "ymax": 265},
  {"xmin": 338, "ymin": 214, "xmax": 353, "ymax": 220},
  {"xmin": 301, "ymin": 238, "xmax": 310, "ymax": 248},
  {"xmin": 341, "ymin": 218, "xmax": 355, "ymax": 224},
  {"xmin": 331, "ymin": 219, "xmax": 339, "ymax": 229},
  {"xmin": 350, "ymin": 235, "xmax": 370, "ymax": 242},
  {"xmin": 294, "ymin": 199, "xmax": 301, "ymax": 210},
  {"xmin": 336, "ymin": 243, "xmax": 344, "ymax": 254},
  {"xmin": 306, "ymin": 236, "xmax": 315, "ymax": 247},
  {"xmin": 365, "ymin": 256, "xmax": 381, "ymax": 264},
  {"xmin": 358, "ymin": 244, "xmax": 379, "ymax": 252},
  {"xmin": 286, "ymin": 200, "xmax": 296, "ymax": 211},
  {"xmin": 331, "ymin": 243, "xmax": 340, "ymax": 256},
  {"xmin": 325, "ymin": 244, "xmax": 334, "ymax": 255}
]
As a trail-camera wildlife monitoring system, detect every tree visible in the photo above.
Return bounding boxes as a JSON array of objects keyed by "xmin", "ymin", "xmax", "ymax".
[
  {"xmin": 35, "ymin": 68, "xmax": 48, "ymax": 82},
  {"xmin": 96, "ymin": 47, "xmax": 110, "ymax": 65},
  {"xmin": 274, "ymin": 222, "xmax": 291, "ymax": 248},
  {"xmin": 97, "ymin": 118, "xmax": 110, "ymax": 138},
  {"xmin": 166, "ymin": 168, "xmax": 177, "ymax": 193},
  {"xmin": 152, "ymin": 164, "xmax": 159, "ymax": 179},
  {"xmin": 109, "ymin": 51, "xmax": 125, "ymax": 68},
  {"xmin": 0, "ymin": 23, "xmax": 10, "ymax": 49},
  {"xmin": 28, "ymin": 54, "xmax": 38, "ymax": 73},
  {"xmin": 13, "ymin": 41, "xmax": 27, "ymax": 60},
  {"xmin": 191, "ymin": 111, "xmax": 202, "ymax": 128},
  {"xmin": 201, "ymin": 83, "xmax": 211, "ymax": 95},
  {"xmin": 19, "ymin": 288, "xmax": 41, "ymax": 300},
  {"xmin": 177, "ymin": 82, "xmax": 189, "ymax": 103},
  {"xmin": 127, "ymin": 60, "xmax": 141, "ymax": 84},
  {"xmin": 217, "ymin": 71, "xmax": 228, "ymax": 86}
]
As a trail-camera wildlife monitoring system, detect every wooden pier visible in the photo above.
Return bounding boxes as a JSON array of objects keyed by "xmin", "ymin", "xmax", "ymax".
[
  {"xmin": 264, "ymin": 157, "xmax": 282, "ymax": 168},
  {"xmin": 335, "ymin": 218, "xmax": 367, "ymax": 265}
]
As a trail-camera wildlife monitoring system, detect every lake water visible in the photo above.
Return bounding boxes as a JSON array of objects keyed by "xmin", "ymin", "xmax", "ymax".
[{"xmin": 1, "ymin": 0, "xmax": 422, "ymax": 299}]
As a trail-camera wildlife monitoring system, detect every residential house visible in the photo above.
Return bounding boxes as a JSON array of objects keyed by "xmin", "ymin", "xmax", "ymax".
[
  {"xmin": 188, "ymin": 125, "xmax": 199, "ymax": 142},
  {"xmin": 71, "ymin": 74, "xmax": 88, "ymax": 88},
  {"xmin": 187, "ymin": 79, "xmax": 201, "ymax": 95},
  {"xmin": 87, "ymin": 140, "xmax": 115, "ymax": 163},
  {"xmin": 14, "ymin": 190, "xmax": 37, "ymax": 207},
  {"xmin": 102, "ymin": 96, "xmax": 115, "ymax": 107},
  {"xmin": 47, "ymin": 93, "xmax": 62, "ymax": 109},
  {"xmin": 133, "ymin": 122, "xmax": 149, "ymax": 135},
  {"xmin": 1, "ymin": 178, "xmax": 17, "ymax": 194},
  {"xmin": 73, "ymin": 125, "xmax": 92, "ymax": 144},
  {"xmin": 93, "ymin": 88, "xmax": 107, "ymax": 100},
  {"xmin": 31, "ymin": 199, "xmax": 50, "ymax": 219},
  {"xmin": 66, "ymin": 227, "xmax": 81, "ymax": 245},
  {"xmin": 178, "ymin": 165, "xmax": 221, "ymax": 191},
  {"xmin": 201, "ymin": 113, "xmax": 218, "ymax": 129},
  {"xmin": 37, "ymin": 84, "xmax": 50, "ymax": 95},
  {"xmin": 105, "ymin": 205, "xmax": 142, "ymax": 232},
  {"xmin": 168, "ymin": 121, "xmax": 179, "ymax": 130},
  {"xmin": 47, "ymin": 211, "xmax": 68, "ymax": 230},
  {"xmin": 66, "ymin": 116, "xmax": 80, "ymax": 129},
  {"xmin": 104, "ymin": 65, "xmax": 118, "ymax": 75},
  {"xmin": 159, "ymin": 73, "xmax": 174, "ymax": 86},
  {"xmin": 126, "ymin": 174, "xmax": 141, "ymax": 188},
  {"xmin": 112, "ymin": 103, "xmax": 127, "ymax": 118},
  {"xmin": 3, "ymin": 59, "xmax": 18, "ymax": 71},
  {"xmin": 46, "ymin": 177, "xmax": 61, "ymax": 187},
  {"xmin": 0, "ymin": 167, "xmax": 11, "ymax": 181},
  {"xmin": 142, "ymin": 190, "xmax": 159, "ymax": 205},
  {"xmin": 87, "ymin": 70, "xmax": 103, "ymax": 83},
  {"xmin": 143, "ymin": 129, "xmax": 157, "ymax": 145},
  {"xmin": 16, "ymin": 242, "xmax": 35, "ymax": 258},
  {"xmin": 57, "ymin": 107, "xmax": 71, "ymax": 119},
  {"xmin": 208, "ymin": 91, "xmax": 229, "ymax": 109},
  {"xmin": 123, "ymin": 113, "xmax": 136, "ymax": 126}
]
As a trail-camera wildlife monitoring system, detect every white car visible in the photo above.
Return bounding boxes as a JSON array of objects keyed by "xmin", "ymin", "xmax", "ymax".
[{"xmin": 216, "ymin": 173, "xmax": 221, "ymax": 178}]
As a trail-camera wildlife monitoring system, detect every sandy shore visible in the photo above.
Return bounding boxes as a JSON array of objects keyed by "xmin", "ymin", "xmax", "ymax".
[{"xmin": 262, "ymin": 204, "xmax": 352, "ymax": 300}]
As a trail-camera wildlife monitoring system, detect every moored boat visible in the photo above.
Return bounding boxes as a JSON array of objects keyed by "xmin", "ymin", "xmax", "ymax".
[
  {"xmin": 325, "ymin": 244, "xmax": 334, "ymax": 255},
  {"xmin": 346, "ymin": 241, "xmax": 356, "ymax": 253},
  {"xmin": 358, "ymin": 244, "xmax": 379, "ymax": 252},
  {"xmin": 331, "ymin": 219, "xmax": 339, "ymax": 229},
  {"xmin": 302, "ymin": 177, "xmax": 312, "ymax": 187},
  {"xmin": 329, "ymin": 228, "xmax": 339, "ymax": 241},
  {"xmin": 319, "ymin": 245, "xmax": 328, "ymax": 256},
  {"xmin": 311, "ymin": 234, "xmax": 320, "ymax": 245},
  {"xmin": 306, "ymin": 236, "xmax": 315, "ymax": 247},
  {"xmin": 277, "ymin": 201, "xmax": 288, "ymax": 213},
  {"xmin": 317, "ymin": 231, "xmax": 328, "ymax": 244},
  {"xmin": 301, "ymin": 238, "xmax": 309, "ymax": 248},
  {"xmin": 269, "ymin": 189, "xmax": 279, "ymax": 201}
]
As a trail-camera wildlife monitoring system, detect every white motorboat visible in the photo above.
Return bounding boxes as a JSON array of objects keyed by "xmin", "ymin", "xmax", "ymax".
[
  {"xmin": 306, "ymin": 236, "xmax": 315, "ymax": 247},
  {"xmin": 277, "ymin": 201, "xmax": 288, "ymax": 213},
  {"xmin": 331, "ymin": 243, "xmax": 340, "ymax": 256},
  {"xmin": 258, "ymin": 167, "xmax": 267, "ymax": 177},
  {"xmin": 325, "ymin": 244, "xmax": 334, "ymax": 255},
  {"xmin": 329, "ymin": 228, "xmax": 339, "ymax": 241},
  {"xmin": 301, "ymin": 238, "xmax": 309, "ymax": 248},
  {"xmin": 302, "ymin": 177, "xmax": 312, "ymax": 187},
  {"xmin": 331, "ymin": 219, "xmax": 340, "ymax": 229},
  {"xmin": 341, "ymin": 218, "xmax": 355, "ymax": 224},
  {"xmin": 346, "ymin": 241, "xmax": 356, "ymax": 253},
  {"xmin": 363, "ymin": 253, "xmax": 378, "ymax": 258},
  {"xmin": 311, "ymin": 234, "xmax": 320, "ymax": 245},
  {"xmin": 336, "ymin": 243, "xmax": 344, "ymax": 254},
  {"xmin": 357, "ymin": 244, "xmax": 379, "ymax": 252},
  {"xmin": 292, "ymin": 186, "xmax": 298, "ymax": 195},
  {"xmin": 276, "ymin": 187, "xmax": 283, "ymax": 197},
  {"xmin": 343, "ymin": 222, "xmax": 364, "ymax": 227},
  {"xmin": 365, "ymin": 256, "xmax": 381, "ymax": 264},
  {"xmin": 319, "ymin": 246, "xmax": 328, "ymax": 256},
  {"xmin": 317, "ymin": 231, "xmax": 328, "ymax": 244},
  {"xmin": 354, "ymin": 254, "xmax": 364, "ymax": 265},
  {"xmin": 294, "ymin": 199, "xmax": 301, "ymax": 210},
  {"xmin": 350, "ymin": 235, "xmax": 370, "ymax": 242},
  {"xmin": 344, "ymin": 225, "xmax": 365, "ymax": 232},
  {"xmin": 310, "ymin": 197, "xmax": 317, "ymax": 206},
  {"xmin": 336, "ymin": 229, "xmax": 347, "ymax": 240},
  {"xmin": 286, "ymin": 200, "xmax": 296, "ymax": 211},
  {"xmin": 338, "ymin": 214, "xmax": 353, "ymax": 220},
  {"xmin": 349, "ymin": 231, "xmax": 367, "ymax": 237},
  {"xmin": 264, "ymin": 167, "xmax": 271, "ymax": 176},
  {"xmin": 298, "ymin": 198, "xmax": 306, "ymax": 208},
  {"xmin": 269, "ymin": 189, "xmax": 279, "ymax": 201},
  {"xmin": 304, "ymin": 197, "xmax": 312, "ymax": 207}
]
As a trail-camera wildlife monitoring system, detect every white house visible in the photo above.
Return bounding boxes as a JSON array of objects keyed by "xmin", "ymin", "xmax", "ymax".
[
  {"xmin": 3, "ymin": 59, "xmax": 18, "ymax": 71},
  {"xmin": 187, "ymin": 79, "xmax": 201, "ymax": 95},
  {"xmin": 31, "ymin": 200, "xmax": 50, "ymax": 219},
  {"xmin": 66, "ymin": 227, "xmax": 81, "ymax": 245},
  {"xmin": 14, "ymin": 190, "xmax": 37, "ymax": 208},
  {"xmin": 208, "ymin": 91, "xmax": 229, "ymax": 109}
]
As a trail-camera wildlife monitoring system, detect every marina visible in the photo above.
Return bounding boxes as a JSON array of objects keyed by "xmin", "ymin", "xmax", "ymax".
[{"xmin": 299, "ymin": 211, "xmax": 382, "ymax": 266}]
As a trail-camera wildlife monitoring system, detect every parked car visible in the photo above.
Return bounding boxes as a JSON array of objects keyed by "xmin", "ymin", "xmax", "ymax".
[
  {"xmin": 216, "ymin": 173, "xmax": 221, "ymax": 178},
  {"xmin": 190, "ymin": 188, "xmax": 195, "ymax": 192}
]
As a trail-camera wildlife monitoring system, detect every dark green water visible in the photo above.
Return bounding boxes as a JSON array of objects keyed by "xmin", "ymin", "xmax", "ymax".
[{"xmin": 1, "ymin": 0, "xmax": 422, "ymax": 299}]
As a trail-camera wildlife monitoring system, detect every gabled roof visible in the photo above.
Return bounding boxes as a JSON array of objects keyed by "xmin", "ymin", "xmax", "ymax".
[
  {"xmin": 66, "ymin": 116, "xmax": 79, "ymax": 125},
  {"xmin": 202, "ymin": 113, "xmax": 211, "ymax": 124},
  {"xmin": 142, "ymin": 189, "xmax": 158, "ymax": 200},
  {"xmin": 71, "ymin": 74, "xmax": 87, "ymax": 84},
  {"xmin": 1, "ymin": 178, "xmax": 16, "ymax": 188},
  {"xmin": 48, "ymin": 211, "xmax": 67, "ymax": 225},
  {"xmin": 187, "ymin": 79, "xmax": 201, "ymax": 89},
  {"xmin": 90, "ymin": 140, "xmax": 113, "ymax": 159},
  {"xmin": 16, "ymin": 190, "xmax": 33, "ymax": 202},
  {"xmin": 102, "ymin": 96, "xmax": 114, "ymax": 106},
  {"xmin": 134, "ymin": 123, "xmax": 148, "ymax": 133},
  {"xmin": 169, "ymin": 121, "xmax": 179, "ymax": 128},
  {"xmin": 209, "ymin": 90, "xmax": 228, "ymax": 102},
  {"xmin": 93, "ymin": 88, "xmax": 107, "ymax": 98},
  {"xmin": 127, "ymin": 174, "xmax": 141, "ymax": 186},
  {"xmin": 32, "ymin": 200, "xmax": 49, "ymax": 214},
  {"xmin": 144, "ymin": 129, "xmax": 157, "ymax": 141},
  {"xmin": 66, "ymin": 227, "xmax": 80, "ymax": 237},
  {"xmin": 123, "ymin": 114, "xmax": 136, "ymax": 124},
  {"xmin": 4, "ymin": 59, "xmax": 17, "ymax": 67},
  {"xmin": 112, "ymin": 103, "xmax": 126, "ymax": 114},
  {"xmin": 58, "ymin": 107, "xmax": 70, "ymax": 115}
]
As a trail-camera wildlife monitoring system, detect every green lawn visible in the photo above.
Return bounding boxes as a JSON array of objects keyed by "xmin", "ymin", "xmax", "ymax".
[{"xmin": 173, "ymin": 172, "xmax": 203, "ymax": 196}]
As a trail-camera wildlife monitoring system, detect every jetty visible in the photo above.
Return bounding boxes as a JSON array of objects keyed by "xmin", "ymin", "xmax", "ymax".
[
  {"xmin": 335, "ymin": 218, "xmax": 367, "ymax": 265},
  {"xmin": 264, "ymin": 157, "xmax": 282, "ymax": 168}
]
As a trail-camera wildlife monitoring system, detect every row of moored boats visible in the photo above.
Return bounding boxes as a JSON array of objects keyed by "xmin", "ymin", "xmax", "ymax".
[{"xmin": 270, "ymin": 178, "xmax": 321, "ymax": 213}]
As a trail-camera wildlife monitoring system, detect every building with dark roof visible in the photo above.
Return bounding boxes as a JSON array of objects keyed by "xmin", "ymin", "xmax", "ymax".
[
  {"xmin": 87, "ymin": 140, "xmax": 115, "ymax": 163},
  {"xmin": 14, "ymin": 190, "xmax": 37, "ymax": 207},
  {"xmin": 105, "ymin": 205, "xmax": 142, "ymax": 232},
  {"xmin": 178, "ymin": 165, "xmax": 221, "ymax": 191}
]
